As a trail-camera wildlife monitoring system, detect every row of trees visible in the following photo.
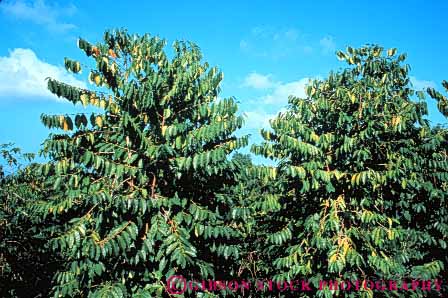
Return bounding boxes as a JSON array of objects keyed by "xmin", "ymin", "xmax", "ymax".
[{"xmin": 1, "ymin": 30, "xmax": 447, "ymax": 297}]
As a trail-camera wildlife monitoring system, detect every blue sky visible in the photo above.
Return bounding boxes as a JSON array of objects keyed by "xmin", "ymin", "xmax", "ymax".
[{"xmin": 0, "ymin": 0, "xmax": 447, "ymax": 163}]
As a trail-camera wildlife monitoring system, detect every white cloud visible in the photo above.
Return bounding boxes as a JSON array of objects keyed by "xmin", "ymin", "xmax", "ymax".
[
  {"xmin": 241, "ymin": 73, "xmax": 310, "ymax": 130},
  {"xmin": 320, "ymin": 36, "xmax": 336, "ymax": 54},
  {"xmin": 0, "ymin": 0, "xmax": 76, "ymax": 33},
  {"xmin": 262, "ymin": 78, "xmax": 309, "ymax": 104},
  {"xmin": 0, "ymin": 48, "xmax": 86, "ymax": 100},
  {"xmin": 243, "ymin": 110, "xmax": 276, "ymax": 129},
  {"xmin": 243, "ymin": 72, "xmax": 310, "ymax": 105},
  {"xmin": 242, "ymin": 107, "xmax": 289, "ymax": 132},
  {"xmin": 410, "ymin": 76, "xmax": 436, "ymax": 90},
  {"xmin": 243, "ymin": 72, "xmax": 275, "ymax": 89}
]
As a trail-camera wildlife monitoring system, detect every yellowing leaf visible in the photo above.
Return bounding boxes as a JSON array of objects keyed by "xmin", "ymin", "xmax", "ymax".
[
  {"xmin": 80, "ymin": 94, "xmax": 89, "ymax": 107},
  {"xmin": 329, "ymin": 253, "xmax": 338, "ymax": 263},
  {"xmin": 387, "ymin": 48, "xmax": 397, "ymax": 56},
  {"xmin": 163, "ymin": 109, "xmax": 172, "ymax": 119},
  {"xmin": 391, "ymin": 115, "xmax": 401, "ymax": 127},
  {"xmin": 109, "ymin": 48, "xmax": 117, "ymax": 58},
  {"xmin": 111, "ymin": 63, "xmax": 117, "ymax": 74},
  {"xmin": 74, "ymin": 61, "xmax": 81, "ymax": 73},
  {"xmin": 94, "ymin": 74, "xmax": 101, "ymax": 86},
  {"xmin": 59, "ymin": 115, "xmax": 65, "ymax": 126},
  {"xmin": 342, "ymin": 241, "xmax": 350, "ymax": 256},
  {"xmin": 387, "ymin": 229, "xmax": 394, "ymax": 240},
  {"xmin": 95, "ymin": 116, "xmax": 103, "ymax": 127},
  {"xmin": 92, "ymin": 46, "xmax": 100, "ymax": 56}
]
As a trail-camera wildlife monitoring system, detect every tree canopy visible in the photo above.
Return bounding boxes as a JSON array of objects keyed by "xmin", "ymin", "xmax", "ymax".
[
  {"xmin": 32, "ymin": 29, "xmax": 248, "ymax": 297},
  {"xmin": 0, "ymin": 32, "xmax": 447, "ymax": 298},
  {"xmin": 250, "ymin": 45, "xmax": 447, "ymax": 297}
]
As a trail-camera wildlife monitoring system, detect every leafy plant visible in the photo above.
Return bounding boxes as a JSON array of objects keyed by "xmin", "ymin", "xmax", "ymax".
[
  {"xmin": 1, "ymin": 37, "xmax": 447, "ymax": 298},
  {"xmin": 32, "ymin": 29, "xmax": 248, "ymax": 297},
  {"xmin": 251, "ymin": 45, "xmax": 448, "ymax": 297},
  {"xmin": 0, "ymin": 144, "xmax": 59, "ymax": 298}
]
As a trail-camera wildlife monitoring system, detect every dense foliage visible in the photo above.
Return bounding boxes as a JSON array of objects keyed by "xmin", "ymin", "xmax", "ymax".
[
  {"xmin": 250, "ymin": 46, "xmax": 448, "ymax": 297},
  {"xmin": 0, "ymin": 31, "xmax": 446, "ymax": 298},
  {"xmin": 32, "ymin": 29, "xmax": 247, "ymax": 297},
  {"xmin": 0, "ymin": 144, "xmax": 60, "ymax": 297}
]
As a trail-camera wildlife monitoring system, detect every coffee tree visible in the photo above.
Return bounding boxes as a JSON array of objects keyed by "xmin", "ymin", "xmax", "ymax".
[
  {"xmin": 251, "ymin": 45, "xmax": 447, "ymax": 297},
  {"xmin": 32, "ymin": 29, "xmax": 248, "ymax": 297},
  {"xmin": 0, "ymin": 144, "xmax": 59, "ymax": 297}
]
